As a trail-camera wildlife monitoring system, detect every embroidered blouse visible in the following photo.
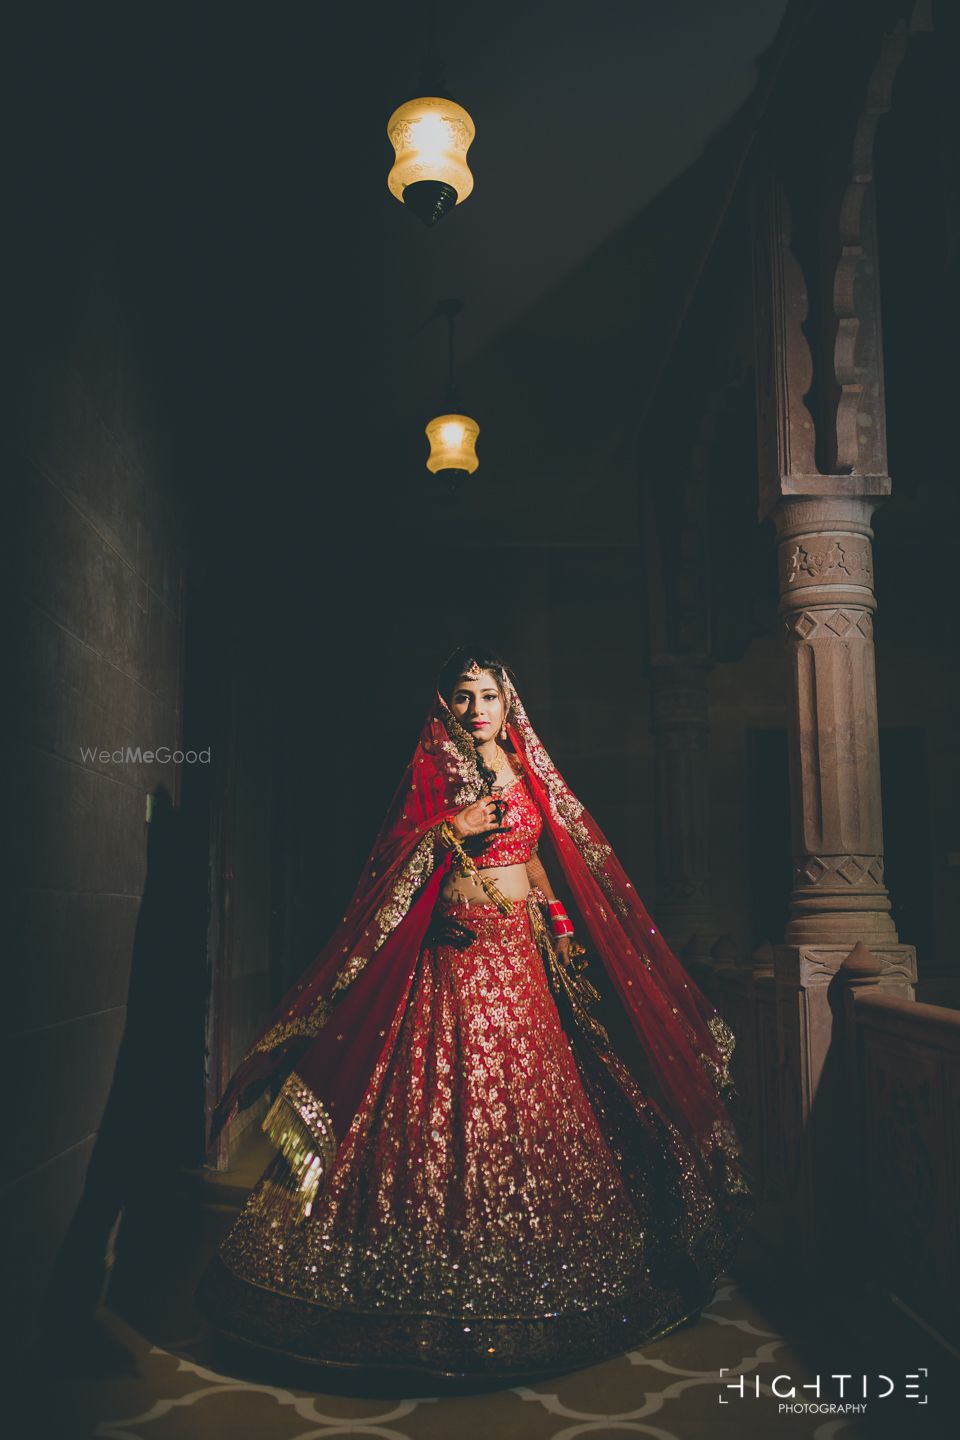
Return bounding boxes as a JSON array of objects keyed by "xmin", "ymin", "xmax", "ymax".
[{"xmin": 473, "ymin": 769, "xmax": 543, "ymax": 869}]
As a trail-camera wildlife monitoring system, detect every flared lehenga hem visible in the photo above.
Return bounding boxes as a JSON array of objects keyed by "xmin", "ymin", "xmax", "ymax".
[
  {"xmin": 196, "ymin": 1249, "xmax": 723, "ymax": 1381},
  {"xmin": 196, "ymin": 894, "xmax": 753, "ymax": 1379}
]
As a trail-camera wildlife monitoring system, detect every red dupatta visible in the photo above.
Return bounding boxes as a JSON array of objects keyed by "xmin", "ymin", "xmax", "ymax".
[{"xmin": 209, "ymin": 679, "xmax": 735, "ymax": 1206}]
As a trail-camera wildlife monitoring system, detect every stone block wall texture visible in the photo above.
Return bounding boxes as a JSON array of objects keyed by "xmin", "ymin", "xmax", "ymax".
[{"xmin": 4, "ymin": 271, "xmax": 187, "ymax": 1345}]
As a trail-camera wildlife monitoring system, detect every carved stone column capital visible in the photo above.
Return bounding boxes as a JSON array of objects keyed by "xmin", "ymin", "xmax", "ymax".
[
  {"xmin": 650, "ymin": 668, "xmax": 709, "ymax": 731},
  {"xmin": 774, "ymin": 495, "xmax": 879, "ymax": 616}
]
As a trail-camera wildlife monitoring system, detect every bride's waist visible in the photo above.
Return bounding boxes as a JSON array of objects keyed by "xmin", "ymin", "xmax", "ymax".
[
  {"xmin": 439, "ymin": 863, "xmax": 530, "ymax": 903},
  {"xmin": 475, "ymin": 862, "xmax": 529, "ymax": 879}
]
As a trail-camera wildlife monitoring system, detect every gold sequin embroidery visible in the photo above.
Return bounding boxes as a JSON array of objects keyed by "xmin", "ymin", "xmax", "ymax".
[
  {"xmin": 220, "ymin": 902, "xmax": 654, "ymax": 1320},
  {"xmin": 373, "ymin": 831, "xmax": 437, "ymax": 942},
  {"xmin": 250, "ymin": 997, "xmax": 332, "ymax": 1056},
  {"xmin": 508, "ymin": 692, "xmax": 613, "ymax": 877}
]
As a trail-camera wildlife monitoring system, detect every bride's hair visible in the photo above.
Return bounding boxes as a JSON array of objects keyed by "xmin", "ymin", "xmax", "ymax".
[{"xmin": 437, "ymin": 644, "xmax": 514, "ymax": 707}]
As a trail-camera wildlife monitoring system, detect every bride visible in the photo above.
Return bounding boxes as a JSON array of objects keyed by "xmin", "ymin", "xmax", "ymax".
[{"xmin": 196, "ymin": 645, "xmax": 751, "ymax": 1380}]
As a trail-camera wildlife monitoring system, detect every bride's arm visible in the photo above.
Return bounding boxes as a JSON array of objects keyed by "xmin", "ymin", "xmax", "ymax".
[
  {"xmin": 525, "ymin": 848, "xmax": 557, "ymax": 903},
  {"xmin": 525, "ymin": 849, "xmax": 572, "ymax": 959}
]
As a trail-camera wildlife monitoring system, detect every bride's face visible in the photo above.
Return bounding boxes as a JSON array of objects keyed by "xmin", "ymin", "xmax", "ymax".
[{"xmin": 450, "ymin": 673, "xmax": 505, "ymax": 742}]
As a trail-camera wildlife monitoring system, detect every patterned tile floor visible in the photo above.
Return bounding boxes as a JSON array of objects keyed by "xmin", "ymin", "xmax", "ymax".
[{"xmin": 27, "ymin": 1140, "xmax": 956, "ymax": 1440}]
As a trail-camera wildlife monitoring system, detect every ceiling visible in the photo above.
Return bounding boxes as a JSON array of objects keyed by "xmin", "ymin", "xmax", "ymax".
[
  {"xmin": 12, "ymin": 0, "xmax": 791, "ymax": 538},
  {"xmin": 380, "ymin": 0, "xmax": 787, "ymax": 421}
]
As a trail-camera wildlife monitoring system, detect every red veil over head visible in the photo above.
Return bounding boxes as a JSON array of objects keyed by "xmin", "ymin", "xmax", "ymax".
[{"xmin": 209, "ymin": 666, "xmax": 737, "ymax": 1197}]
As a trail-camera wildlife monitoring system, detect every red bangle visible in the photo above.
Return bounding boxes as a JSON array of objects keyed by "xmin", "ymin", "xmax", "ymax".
[{"xmin": 545, "ymin": 898, "xmax": 574, "ymax": 938}]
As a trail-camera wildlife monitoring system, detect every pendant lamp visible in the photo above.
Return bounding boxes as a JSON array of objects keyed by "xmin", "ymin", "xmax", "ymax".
[
  {"xmin": 425, "ymin": 299, "xmax": 479, "ymax": 481},
  {"xmin": 425, "ymin": 413, "xmax": 480, "ymax": 476},
  {"xmin": 387, "ymin": 93, "xmax": 475, "ymax": 226}
]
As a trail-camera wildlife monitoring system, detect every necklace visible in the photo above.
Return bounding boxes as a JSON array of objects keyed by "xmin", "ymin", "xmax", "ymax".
[
  {"xmin": 485, "ymin": 745, "xmax": 506, "ymax": 779},
  {"xmin": 489, "ymin": 747, "xmax": 518, "ymax": 793}
]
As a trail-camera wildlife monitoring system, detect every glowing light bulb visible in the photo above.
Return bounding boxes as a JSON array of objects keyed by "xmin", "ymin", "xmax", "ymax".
[
  {"xmin": 387, "ymin": 96, "xmax": 475, "ymax": 225},
  {"xmin": 425, "ymin": 412, "xmax": 480, "ymax": 475}
]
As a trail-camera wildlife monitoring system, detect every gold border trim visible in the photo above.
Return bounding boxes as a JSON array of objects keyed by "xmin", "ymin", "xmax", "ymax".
[{"xmin": 261, "ymin": 1070, "xmax": 338, "ymax": 1218}]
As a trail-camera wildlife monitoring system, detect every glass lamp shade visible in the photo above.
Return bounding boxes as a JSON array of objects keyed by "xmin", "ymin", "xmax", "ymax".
[
  {"xmin": 425, "ymin": 413, "xmax": 480, "ymax": 475},
  {"xmin": 387, "ymin": 97, "xmax": 475, "ymax": 225}
]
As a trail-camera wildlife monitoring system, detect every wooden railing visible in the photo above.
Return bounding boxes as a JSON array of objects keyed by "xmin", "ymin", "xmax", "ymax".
[
  {"xmin": 692, "ymin": 942, "xmax": 960, "ymax": 1345},
  {"xmin": 841, "ymin": 969, "xmax": 960, "ymax": 1346}
]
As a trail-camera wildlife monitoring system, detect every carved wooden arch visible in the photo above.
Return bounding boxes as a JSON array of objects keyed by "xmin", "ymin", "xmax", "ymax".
[{"xmin": 828, "ymin": 0, "xmax": 933, "ymax": 474}]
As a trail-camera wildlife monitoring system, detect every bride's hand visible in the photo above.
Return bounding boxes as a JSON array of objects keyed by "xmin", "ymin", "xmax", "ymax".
[{"xmin": 452, "ymin": 797, "xmax": 506, "ymax": 838}]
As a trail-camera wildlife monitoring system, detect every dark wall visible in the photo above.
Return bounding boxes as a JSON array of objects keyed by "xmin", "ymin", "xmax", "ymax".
[
  {"xmin": 873, "ymin": 19, "xmax": 960, "ymax": 975},
  {"xmin": 3, "ymin": 9, "xmax": 196, "ymax": 1352},
  {"xmin": 5, "ymin": 271, "xmax": 189, "ymax": 1344}
]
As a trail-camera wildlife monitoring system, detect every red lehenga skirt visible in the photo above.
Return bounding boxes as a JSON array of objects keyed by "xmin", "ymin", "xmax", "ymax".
[{"xmin": 196, "ymin": 895, "xmax": 751, "ymax": 1380}]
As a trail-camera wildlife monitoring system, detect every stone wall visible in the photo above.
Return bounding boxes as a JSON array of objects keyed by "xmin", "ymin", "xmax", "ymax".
[{"xmin": 5, "ymin": 266, "xmax": 187, "ymax": 1347}]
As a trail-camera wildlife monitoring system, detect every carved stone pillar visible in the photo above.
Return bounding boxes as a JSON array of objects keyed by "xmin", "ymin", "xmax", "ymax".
[
  {"xmin": 650, "ymin": 664, "xmax": 720, "ymax": 955},
  {"xmin": 761, "ymin": 430, "xmax": 918, "ymax": 1260},
  {"xmin": 776, "ymin": 495, "xmax": 898, "ymax": 946},
  {"xmin": 750, "ymin": 7, "xmax": 926, "ymax": 1251}
]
